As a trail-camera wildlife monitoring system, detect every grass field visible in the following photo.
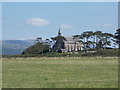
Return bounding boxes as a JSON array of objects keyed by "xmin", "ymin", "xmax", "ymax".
[{"xmin": 2, "ymin": 57, "xmax": 118, "ymax": 88}]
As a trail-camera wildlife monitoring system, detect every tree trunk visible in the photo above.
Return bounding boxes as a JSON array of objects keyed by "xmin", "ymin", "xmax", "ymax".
[{"xmin": 93, "ymin": 35, "xmax": 95, "ymax": 50}]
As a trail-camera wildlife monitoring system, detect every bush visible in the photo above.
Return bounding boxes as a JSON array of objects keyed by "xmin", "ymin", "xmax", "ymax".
[
  {"xmin": 82, "ymin": 49, "xmax": 118, "ymax": 57},
  {"xmin": 22, "ymin": 42, "xmax": 50, "ymax": 54},
  {"xmin": 2, "ymin": 49, "xmax": 118, "ymax": 58}
]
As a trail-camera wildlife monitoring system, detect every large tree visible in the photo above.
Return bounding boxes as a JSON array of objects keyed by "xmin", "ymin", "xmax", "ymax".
[
  {"xmin": 94, "ymin": 31, "xmax": 102, "ymax": 49},
  {"xmin": 80, "ymin": 31, "xmax": 93, "ymax": 52},
  {"xmin": 35, "ymin": 37, "xmax": 43, "ymax": 43},
  {"xmin": 115, "ymin": 28, "xmax": 120, "ymax": 49},
  {"xmin": 101, "ymin": 33, "xmax": 113, "ymax": 49},
  {"xmin": 74, "ymin": 30, "xmax": 114, "ymax": 51}
]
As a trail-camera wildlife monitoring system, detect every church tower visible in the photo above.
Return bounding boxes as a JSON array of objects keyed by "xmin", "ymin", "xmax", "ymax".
[
  {"xmin": 53, "ymin": 28, "xmax": 65, "ymax": 53},
  {"xmin": 58, "ymin": 28, "xmax": 61, "ymax": 36}
]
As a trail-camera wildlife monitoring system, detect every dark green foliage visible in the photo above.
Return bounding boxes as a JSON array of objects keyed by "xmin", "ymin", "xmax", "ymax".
[
  {"xmin": 74, "ymin": 30, "xmax": 116, "ymax": 53},
  {"xmin": 82, "ymin": 49, "xmax": 118, "ymax": 57},
  {"xmin": 3, "ymin": 49, "xmax": 118, "ymax": 58},
  {"xmin": 115, "ymin": 28, "xmax": 120, "ymax": 48},
  {"xmin": 22, "ymin": 42, "xmax": 50, "ymax": 54},
  {"xmin": 3, "ymin": 52, "xmax": 82, "ymax": 58}
]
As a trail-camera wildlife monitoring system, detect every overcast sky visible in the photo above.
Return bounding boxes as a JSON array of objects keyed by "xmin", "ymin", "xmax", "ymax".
[{"xmin": 2, "ymin": 2, "xmax": 118, "ymax": 40}]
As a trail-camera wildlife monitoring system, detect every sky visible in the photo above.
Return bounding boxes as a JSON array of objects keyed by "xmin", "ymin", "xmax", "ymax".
[{"xmin": 2, "ymin": 2, "xmax": 118, "ymax": 40}]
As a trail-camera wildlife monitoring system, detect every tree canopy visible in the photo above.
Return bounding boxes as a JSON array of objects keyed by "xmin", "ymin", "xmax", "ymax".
[{"xmin": 22, "ymin": 42, "xmax": 50, "ymax": 54}]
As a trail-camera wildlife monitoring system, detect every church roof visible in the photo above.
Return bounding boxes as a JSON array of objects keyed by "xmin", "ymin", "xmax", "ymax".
[
  {"xmin": 53, "ymin": 29, "xmax": 65, "ymax": 51},
  {"xmin": 65, "ymin": 36, "xmax": 81, "ymax": 44}
]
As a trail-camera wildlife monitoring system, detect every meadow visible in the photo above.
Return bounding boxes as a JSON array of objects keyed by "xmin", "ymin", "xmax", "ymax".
[{"xmin": 2, "ymin": 57, "xmax": 118, "ymax": 88}]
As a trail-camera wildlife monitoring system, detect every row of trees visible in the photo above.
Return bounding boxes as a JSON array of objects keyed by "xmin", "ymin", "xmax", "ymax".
[
  {"xmin": 36, "ymin": 30, "xmax": 118, "ymax": 53},
  {"xmin": 22, "ymin": 29, "xmax": 119, "ymax": 54},
  {"xmin": 73, "ymin": 31, "xmax": 117, "ymax": 51},
  {"xmin": 35, "ymin": 30, "xmax": 119, "ymax": 51}
]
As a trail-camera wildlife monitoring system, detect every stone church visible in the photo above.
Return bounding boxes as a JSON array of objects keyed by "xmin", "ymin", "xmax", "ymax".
[
  {"xmin": 53, "ymin": 29, "xmax": 83, "ymax": 53},
  {"xmin": 65, "ymin": 36, "xmax": 83, "ymax": 52}
]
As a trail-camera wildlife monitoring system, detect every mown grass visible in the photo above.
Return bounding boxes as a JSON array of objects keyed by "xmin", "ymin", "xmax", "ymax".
[{"xmin": 2, "ymin": 57, "xmax": 118, "ymax": 88}]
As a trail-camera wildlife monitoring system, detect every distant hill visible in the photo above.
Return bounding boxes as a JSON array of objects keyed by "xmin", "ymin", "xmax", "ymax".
[{"xmin": 1, "ymin": 39, "xmax": 35, "ymax": 55}]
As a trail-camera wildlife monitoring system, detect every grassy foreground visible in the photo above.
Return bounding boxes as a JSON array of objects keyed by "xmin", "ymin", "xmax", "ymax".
[{"xmin": 2, "ymin": 57, "xmax": 118, "ymax": 88}]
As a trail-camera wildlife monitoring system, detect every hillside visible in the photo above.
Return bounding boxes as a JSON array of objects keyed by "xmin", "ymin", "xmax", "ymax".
[{"xmin": 1, "ymin": 39, "xmax": 35, "ymax": 55}]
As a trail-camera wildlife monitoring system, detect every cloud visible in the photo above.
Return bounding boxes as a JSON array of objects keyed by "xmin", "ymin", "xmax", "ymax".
[
  {"xmin": 61, "ymin": 24, "xmax": 74, "ymax": 29},
  {"xmin": 26, "ymin": 18, "xmax": 50, "ymax": 26}
]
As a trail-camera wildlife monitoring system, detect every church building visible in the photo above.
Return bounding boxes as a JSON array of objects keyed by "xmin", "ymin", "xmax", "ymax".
[
  {"xmin": 65, "ymin": 37, "xmax": 83, "ymax": 52},
  {"xmin": 53, "ymin": 29, "xmax": 83, "ymax": 53}
]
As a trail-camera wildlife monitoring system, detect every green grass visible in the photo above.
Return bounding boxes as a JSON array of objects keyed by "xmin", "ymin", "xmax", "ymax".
[{"xmin": 2, "ymin": 57, "xmax": 118, "ymax": 88}]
